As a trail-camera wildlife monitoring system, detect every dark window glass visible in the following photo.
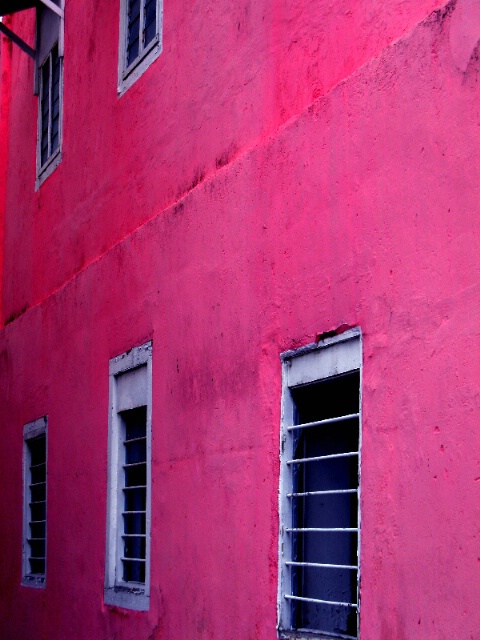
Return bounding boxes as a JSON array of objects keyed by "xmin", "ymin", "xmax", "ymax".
[
  {"xmin": 40, "ymin": 59, "xmax": 50, "ymax": 166},
  {"xmin": 120, "ymin": 407, "xmax": 147, "ymax": 583},
  {"xmin": 50, "ymin": 46, "xmax": 60, "ymax": 153},
  {"xmin": 27, "ymin": 434, "xmax": 47, "ymax": 578},
  {"xmin": 126, "ymin": 0, "xmax": 158, "ymax": 69},
  {"xmin": 289, "ymin": 371, "xmax": 360, "ymax": 638},
  {"xmin": 126, "ymin": 0, "xmax": 140, "ymax": 66},
  {"xmin": 143, "ymin": 0, "xmax": 156, "ymax": 46},
  {"xmin": 123, "ymin": 559, "xmax": 145, "ymax": 583}
]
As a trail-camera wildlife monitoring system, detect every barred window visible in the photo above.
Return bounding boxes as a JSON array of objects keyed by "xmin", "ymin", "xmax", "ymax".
[
  {"xmin": 22, "ymin": 417, "xmax": 48, "ymax": 588},
  {"xmin": 105, "ymin": 342, "xmax": 152, "ymax": 611},
  {"xmin": 278, "ymin": 330, "xmax": 361, "ymax": 640}
]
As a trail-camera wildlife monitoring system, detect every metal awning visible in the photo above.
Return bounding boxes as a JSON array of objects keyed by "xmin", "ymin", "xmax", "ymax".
[{"xmin": 0, "ymin": 0, "xmax": 63, "ymax": 64}]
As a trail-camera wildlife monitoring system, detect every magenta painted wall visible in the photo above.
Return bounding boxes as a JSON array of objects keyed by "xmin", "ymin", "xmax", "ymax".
[{"xmin": 1, "ymin": 1, "xmax": 480, "ymax": 639}]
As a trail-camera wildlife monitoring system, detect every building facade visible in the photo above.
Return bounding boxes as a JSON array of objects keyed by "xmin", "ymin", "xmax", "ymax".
[{"xmin": 1, "ymin": 0, "xmax": 480, "ymax": 638}]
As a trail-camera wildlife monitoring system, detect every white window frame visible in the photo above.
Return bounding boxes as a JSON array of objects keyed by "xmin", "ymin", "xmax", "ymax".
[
  {"xmin": 105, "ymin": 341, "xmax": 152, "ymax": 611},
  {"xmin": 278, "ymin": 328, "xmax": 362, "ymax": 639},
  {"xmin": 35, "ymin": 0, "xmax": 64, "ymax": 189},
  {"xmin": 22, "ymin": 416, "xmax": 48, "ymax": 589},
  {"xmin": 117, "ymin": 0, "xmax": 163, "ymax": 96}
]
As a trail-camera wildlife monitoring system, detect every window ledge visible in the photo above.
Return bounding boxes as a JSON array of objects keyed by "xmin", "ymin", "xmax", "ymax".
[
  {"xmin": 104, "ymin": 586, "xmax": 149, "ymax": 611},
  {"xmin": 279, "ymin": 631, "xmax": 356, "ymax": 640},
  {"xmin": 35, "ymin": 150, "xmax": 61, "ymax": 191},
  {"xmin": 117, "ymin": 40, "xmax": 162, "ymax": 97},
  {"xmin": 21, "ymin": 575, "xmax": 46, "ymax": 589}
]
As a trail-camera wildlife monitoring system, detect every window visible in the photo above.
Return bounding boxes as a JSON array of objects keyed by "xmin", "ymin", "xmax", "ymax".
[
  {"xmin": 105, "ymin": 342, "xmax": 152, "ymax": 611},
  {"xmin": 118, "ymin": 0, "xmax": 163, "ymax": 95},
  {"xmin": 278, "ymin": 329, "xmax": 362, "ymax": 639},
  {"xmin": 36, "ymin": 1, "xmax": 63, "ymax": 187},
  {"xmin": 22, "ymin": 416, "xmax": 48, "ymax": 588}
]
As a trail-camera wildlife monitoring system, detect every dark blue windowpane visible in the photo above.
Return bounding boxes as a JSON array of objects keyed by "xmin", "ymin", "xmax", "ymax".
[
  {"xmin": 144, "ymin": 0, "xmax": 156, "ymax": 46},
  {"xmin": 40, "ymin": 60, "xmax": 50, "ymax": 165},
  {"xmin": 28, "ymin": 538, "xmax": 45, "ymax": 559},
  {"xmin": 124, "ymin": 535, "xmax": 146, "ymax": 559},
  {"xmin": 29, "ymin": 558, "xmax": 45, "ymax": 575},
  {"xmin": 122, "ymin": 559, "xmax": 145, "ymax": 583},
  {"xmin": 127, "ymin": 0, "xmax": 140, "ymax": 65},
  {"xmin": 29, "ymin": 435, "xmax": 46, "ymax": 467},
  {"xmin": 50, "ymin": 47, "xmax": 60, "ymax": 154},
  {"xmin": 290, "ymin": 372, "xmax": 360, "ymax": 638}
]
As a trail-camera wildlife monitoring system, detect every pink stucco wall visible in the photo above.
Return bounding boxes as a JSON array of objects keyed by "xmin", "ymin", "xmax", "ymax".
[
  {"xmin": 1, "ymin": 0, "xmax": 444, "ymax": 322},
  {"xmin": 1, "ymin": 1, "xmax": 480, "ymax": 639}
]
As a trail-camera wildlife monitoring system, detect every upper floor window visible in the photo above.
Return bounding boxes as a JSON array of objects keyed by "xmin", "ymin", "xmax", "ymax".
[
  {"xmin": 278, "ymin": 329, "xmax": 362, "ymax": 639},
  {"xmin": 36, "ymin": 1, "xmax": 63, "ymax": 188},
  {"xmin": 118, "ymin": 0, "xmax": 163, "ymax": 95}
]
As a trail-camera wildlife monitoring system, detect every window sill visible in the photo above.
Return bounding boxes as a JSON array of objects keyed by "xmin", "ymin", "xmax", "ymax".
[
  {"xmin": 35, "ymin": 150, "xmax": 62, "ymax": 191},
  {"xmin": 21, "ymin": 575, "xmax": 46, "ymax": 589},
  {"xmin": 279, "ymin": 630, "xmax": 356, "ymax": 640},
  {"xmin": 104, "ymin": 585, "xmax": 150, "ymax": 611},
  {"xmin": 117, "ymin": 38, "xmax": 162, "ymax": 97}
]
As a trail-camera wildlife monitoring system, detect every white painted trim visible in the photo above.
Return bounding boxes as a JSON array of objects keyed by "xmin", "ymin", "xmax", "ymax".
[
  {"xmin": 22, "ymin": 416, "xmax": 48, "ymax": 589},
  {"xmin": 117, "ymin": 0, "xmax": 163, "ymax": 97},
  {"xmin": 105, "ymin": 341, "xmax": 152, "ymax": 611},
  {"xmin": 277, "ymin": 329, "xmax": 362, "ymax": 638}
]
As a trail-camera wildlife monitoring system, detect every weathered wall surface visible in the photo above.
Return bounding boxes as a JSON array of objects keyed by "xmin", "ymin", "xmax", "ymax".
[
  {"xmin": 1, "ymin": 1, "xmax": 480, "ymax": 639},
  {"xmin": 1, "ymin": 0, "xmax": 444, "ymax": 323}
]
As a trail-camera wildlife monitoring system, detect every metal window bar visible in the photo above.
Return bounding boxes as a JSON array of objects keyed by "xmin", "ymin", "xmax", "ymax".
[
  {"xmin": 287, "ymin": 451, "xmax": 358, "ymax": 465},
  {"xmin": 121, "ymin": 557, "xmax": 146, "ymax": 563},
  {"xmin": 287, "ymin": 413, "xmax": 360, "ymax": 431},
  {"xmin": 286, "ymin": 562, "xmax": 358, "ymax": 570},
  {"xmin": 286, "ymin": 528, "xmax": 358, "ymax": 533},
  {"xmin": 287, "ymin": 489, "xmax": 357, "ymax": 498},
  {"xmin": 124, "ymin": 435, "xmax": 146, "ymax": 444},
  {"xmin": 285, "ymin": 595, "xmax": 358, "ymax": 609}
]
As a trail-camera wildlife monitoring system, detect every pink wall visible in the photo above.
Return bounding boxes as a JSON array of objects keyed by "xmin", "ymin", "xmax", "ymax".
[
  {"xmin": 0, "ymin": 26, "xmax": 12, "ymax": 323},
  {"xmin": 1, "ymin": 0, "xmax": 443, "ymax": 323},
  {"xmin": 1, "ymin": 1, "xmax": 480, "ymax": 639}
]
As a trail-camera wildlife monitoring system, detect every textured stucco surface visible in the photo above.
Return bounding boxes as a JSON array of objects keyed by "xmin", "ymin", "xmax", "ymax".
[
  {"xmin": 1, "ymin": 0, "xmax": 444, "ymax": 321},
  {"xmin": 1, "ymin": 1, "xmax": 480, "ymax": 639}
]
